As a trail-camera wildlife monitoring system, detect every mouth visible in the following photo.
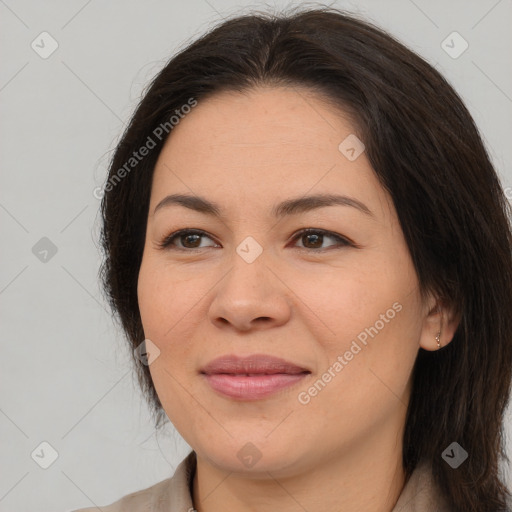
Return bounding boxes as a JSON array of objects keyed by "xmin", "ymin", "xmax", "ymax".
[{"xmin": 200, "ymin": 354, "xmax": 311, "ymax": 400}]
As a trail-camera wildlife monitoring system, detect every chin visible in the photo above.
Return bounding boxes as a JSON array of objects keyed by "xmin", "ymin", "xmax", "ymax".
[{"xmin": 196, "ymin": 437, "xmax": 309, "ymax": 477}]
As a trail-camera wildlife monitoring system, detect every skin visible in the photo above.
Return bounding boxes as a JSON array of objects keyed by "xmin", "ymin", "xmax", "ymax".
[{"xmin": 137, "ymin": 86, "xmax": 459, "ymax": 512}]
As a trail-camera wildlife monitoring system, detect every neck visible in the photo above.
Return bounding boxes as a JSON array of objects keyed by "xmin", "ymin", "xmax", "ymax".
[{"xmin": 192, "ymin": 415, "xmax": 407, "ymax": 512}]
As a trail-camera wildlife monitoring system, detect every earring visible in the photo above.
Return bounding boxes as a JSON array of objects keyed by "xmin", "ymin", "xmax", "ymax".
[{"xmin": 435, "ymin": 331, "xmax": 441, "ymax": 350}]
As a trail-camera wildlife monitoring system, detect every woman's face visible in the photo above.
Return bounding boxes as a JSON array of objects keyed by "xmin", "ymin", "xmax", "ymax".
[{"xmin": 137, "ymin": 86, "xmax": 434, "ymax": 476}]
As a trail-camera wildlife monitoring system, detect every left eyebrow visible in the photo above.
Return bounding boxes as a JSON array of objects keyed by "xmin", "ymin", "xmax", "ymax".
[{"xmin": 153, "ymin": 193, "xmax": 374, "ymax": 219}]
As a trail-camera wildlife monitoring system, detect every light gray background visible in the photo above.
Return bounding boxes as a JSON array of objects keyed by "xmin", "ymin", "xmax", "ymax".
[{"xmin": 1, "ymin": 1, "xmax": 511, "ymax": 511}]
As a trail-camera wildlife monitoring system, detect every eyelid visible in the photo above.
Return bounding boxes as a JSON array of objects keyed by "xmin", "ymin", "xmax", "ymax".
[{"xmin": 156, "ymin": 228, "xmax": 355, "ymax": 251}]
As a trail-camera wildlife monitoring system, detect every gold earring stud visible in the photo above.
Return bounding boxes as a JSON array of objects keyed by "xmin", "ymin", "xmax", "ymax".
[{"xmin": 435, "ymin": 331, "xmax": 441, "ymax": 349}]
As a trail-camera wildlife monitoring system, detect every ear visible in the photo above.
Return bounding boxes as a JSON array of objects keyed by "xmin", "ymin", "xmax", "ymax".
[{"xmin": 419, "ymin": 295, "xmax": 460, "ymax": 351}]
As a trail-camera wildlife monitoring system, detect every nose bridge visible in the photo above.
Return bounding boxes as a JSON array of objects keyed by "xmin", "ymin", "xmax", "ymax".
[
  {"xmin": 225, "ymin": 237, "xmax": 273, "ymax": 297},
  {"xmin": 208, "ymin": 238, "xmax": 291, "ymax": 330}
]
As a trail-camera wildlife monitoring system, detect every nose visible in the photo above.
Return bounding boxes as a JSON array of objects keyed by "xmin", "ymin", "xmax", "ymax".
[{"xmin": 207, "ymin": 248, "xmax": 292, "ymax": 332}]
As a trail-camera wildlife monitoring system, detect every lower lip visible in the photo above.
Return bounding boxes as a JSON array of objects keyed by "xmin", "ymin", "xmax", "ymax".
[{"xmin": 203, "ymin": 373, "xmax": 309, "ymax": 400}]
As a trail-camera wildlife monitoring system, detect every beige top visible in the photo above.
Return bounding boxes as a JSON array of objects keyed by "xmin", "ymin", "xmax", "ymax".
[{"xmin": 72, "ymin": 450, "xmax": 451, "ymax": 511}]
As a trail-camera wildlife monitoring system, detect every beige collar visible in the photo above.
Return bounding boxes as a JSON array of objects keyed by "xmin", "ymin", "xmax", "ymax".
[{"xmin": 73, "ymin": 450, "xmax": 451, "ymax": 511}]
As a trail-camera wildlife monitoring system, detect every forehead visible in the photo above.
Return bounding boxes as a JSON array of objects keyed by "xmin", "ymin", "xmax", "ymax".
[
  {"xmin": 149, "ymin": 86, "xmax": 392, "ymax": 221},
  {"xmin": 165, "ymin": 85, "xmax": 356, "ymax": 148}
]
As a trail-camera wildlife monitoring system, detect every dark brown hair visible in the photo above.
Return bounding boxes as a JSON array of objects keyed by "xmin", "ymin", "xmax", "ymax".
[{"xmin": 97, "ymin": 5, "xmax": 512, "ymax": 511}]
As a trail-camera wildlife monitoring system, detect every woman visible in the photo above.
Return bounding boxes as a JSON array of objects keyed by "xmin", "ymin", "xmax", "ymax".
[{"xmin": 73, "ymin": 5, "xmax": 512, "ymax": 512}]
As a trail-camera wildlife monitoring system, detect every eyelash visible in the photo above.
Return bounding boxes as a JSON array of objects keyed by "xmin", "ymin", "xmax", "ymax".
[{"xmin": 156, "ymin": 228, "xmax": 354, "ymax": 253}]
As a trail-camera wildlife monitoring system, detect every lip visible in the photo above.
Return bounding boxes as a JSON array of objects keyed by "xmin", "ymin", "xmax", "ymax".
[{"xmin": 200, "ymin": 354, "xmax": 311, "ymax": 400}]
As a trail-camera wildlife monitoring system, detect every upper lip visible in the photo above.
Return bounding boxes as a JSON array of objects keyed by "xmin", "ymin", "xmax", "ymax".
[{"xmin": 200, "ymin": 354, "xmax": 310, "ymax": 375}]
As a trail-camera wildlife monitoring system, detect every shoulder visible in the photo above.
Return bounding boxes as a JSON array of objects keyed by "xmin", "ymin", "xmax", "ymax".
[
  {"xmin": 70, "ymin": 450, "xmax": 197, "ymax": 512},
  {"xmin": 71, "ymin": 477, "xmax": 173, "ymax": 512}
]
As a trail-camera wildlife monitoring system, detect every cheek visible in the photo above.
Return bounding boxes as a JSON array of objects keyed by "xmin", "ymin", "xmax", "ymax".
[
  {"xmin": 300, "ymin": 251, "xmax": 423, "ymax": 383},
  {"xmin": 285, "ymin": 258, "xmax": 408, "ymax": 349},
  {"xmin": 137, "ymin": 256, "xmax": 219, "ymax": 395},
  {"xmin": 296, "ymin": 288, "xmax": 422, "ymax": 440},
  {"xmin": 137, "ymin": 256, "xmax": 208, "ymax": 342},
  {"xmin": 137, "ymin": 259, "xmax": 199, "ymax": 430}
]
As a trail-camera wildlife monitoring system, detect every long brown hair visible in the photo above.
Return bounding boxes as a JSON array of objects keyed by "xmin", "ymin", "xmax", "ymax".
[{"xmin": 97, "ymin": 6, "xmax": 512, "ymax": 510}]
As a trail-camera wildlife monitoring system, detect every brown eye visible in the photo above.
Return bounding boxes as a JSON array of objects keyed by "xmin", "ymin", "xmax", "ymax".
[
  {"xmin": 158, "ymin": 229, "xmax": 218, "ymax": 250},
  {"xmin": 300, "ymin": 232, "xmax": 323, "ymax": 249},
  {"xmin": 179, "ymin": 233, "xmax": 202, "ymax": 248},
  {"xmin": 292, "ymin": 229, "xmax": 352, "ymax": 251}
]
